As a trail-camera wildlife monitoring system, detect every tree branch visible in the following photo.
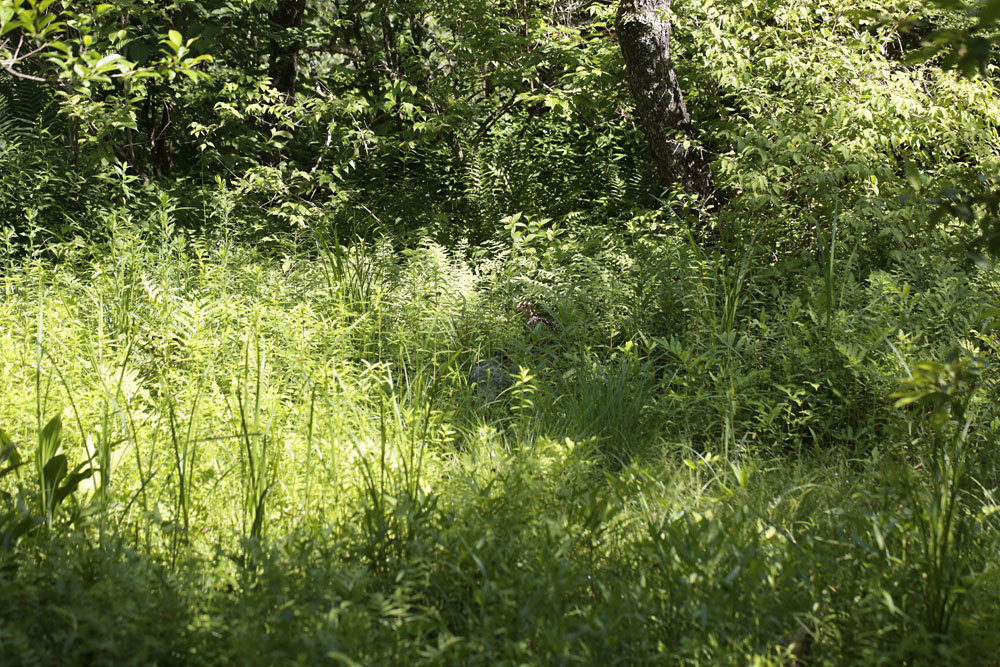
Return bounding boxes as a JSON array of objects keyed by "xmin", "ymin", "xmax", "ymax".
[{"xmin": 1, "ymin": 65, "xmax": 47, "ymax": 82}]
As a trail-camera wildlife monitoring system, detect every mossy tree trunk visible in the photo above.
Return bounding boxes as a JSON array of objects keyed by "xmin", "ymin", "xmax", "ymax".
[{"xmin": 616, "ymin": 0, "xmax": 713, "ymax": 196}]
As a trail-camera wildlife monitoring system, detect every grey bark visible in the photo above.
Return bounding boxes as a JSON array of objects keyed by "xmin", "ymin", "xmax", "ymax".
[{"xmin": 616, "ymin": 0, "xmax": 713, "ymax": 196}]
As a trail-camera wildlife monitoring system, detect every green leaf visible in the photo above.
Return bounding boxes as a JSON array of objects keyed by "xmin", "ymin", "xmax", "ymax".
[
  {"xmin": 42, "ymin": 453, "xmax": 68, "ymax": 493},
  {"xmin": 0, "ymin": 430, "xmax": 21, "ymax": 477},
  {"xmin": 1, "ymin": 515, "xmax": 40, "ymax": 551},
  {"xmin": 53, "ymin": 466, "xmax": 93, "ymax": 508},
  {"xmin": 0, "ymin": 6, "xmax": 15, "ymax": 29},
  {"xmin": 892, "ymin": 394, "xmax": 920, "ymax": 409},
  {"xmin": 39, "ymin": 415, "xmax": 62, "ymax": 464}
]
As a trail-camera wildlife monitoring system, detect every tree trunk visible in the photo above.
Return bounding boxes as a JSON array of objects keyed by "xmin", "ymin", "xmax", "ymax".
[
  {"xmin": 616, "ymin": 0, "xmax": 713, "ymax": 196},
  {"xmin": 269, "ymin": 0, "xmax": 306, "ymax": 100}
]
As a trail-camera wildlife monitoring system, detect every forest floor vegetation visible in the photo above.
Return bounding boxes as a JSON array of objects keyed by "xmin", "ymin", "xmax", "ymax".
[{"xmin": 1, "ymin": 210, "xmax": 998, "ymax": 664}]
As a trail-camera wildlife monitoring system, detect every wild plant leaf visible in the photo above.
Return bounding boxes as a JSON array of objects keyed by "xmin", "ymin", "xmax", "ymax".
[
  {"xmin": 52, "ymin": 465, "xmax": 94, "ymax": 509},
  {"xmin": 981, "ymin": 308, "xmax": 1000, "ymax": 333},
  {"xmin": 0, "ymin": 514, "xmax": 39, "ymax": 552},
  {"xmin": 42, "ymin": 454, "xmax": 68, "ymax": 494},
  {"xmin": 38, "ymin": 415, "xmax": 62, "ymax": 464},
  {"xmin": 0, "ymin": 429, "xmax": 21, "ymax": 477},
  {"xmin": 892, "ymin": 392, "xmax": 929, "ymax": 409}
]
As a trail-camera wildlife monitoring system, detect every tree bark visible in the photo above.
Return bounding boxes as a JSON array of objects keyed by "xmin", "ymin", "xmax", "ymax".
[
  {"xmin": 269, "ymin": 0, "xmax": 306, "ymax": 100},
  {"xmin": 616, "ymin": 0, "xmax": 713, "ymax": 196}
]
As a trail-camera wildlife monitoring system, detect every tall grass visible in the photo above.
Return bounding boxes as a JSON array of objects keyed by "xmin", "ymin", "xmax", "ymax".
[{"xmin": 0, "ymin": 216, "xmax": 998, "ymax": 664}]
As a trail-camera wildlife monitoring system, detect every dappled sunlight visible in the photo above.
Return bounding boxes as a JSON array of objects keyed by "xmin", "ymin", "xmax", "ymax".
[{"xmin": 3, "ymin": 0, "xmax": 1000, "ymax": 662}]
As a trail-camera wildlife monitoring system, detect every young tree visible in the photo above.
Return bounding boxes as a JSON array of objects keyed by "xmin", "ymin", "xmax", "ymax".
[{"xmin": 615, "ymin": 0, "xmax": 712, "ymax": 196}]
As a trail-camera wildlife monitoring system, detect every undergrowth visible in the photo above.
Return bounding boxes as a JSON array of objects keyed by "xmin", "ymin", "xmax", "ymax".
[{"xmin": 1, "ymin": 209, "xmax": 998, "ymax": 665}]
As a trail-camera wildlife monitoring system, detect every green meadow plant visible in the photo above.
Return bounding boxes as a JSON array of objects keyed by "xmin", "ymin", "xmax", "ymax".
[
  {"xmin": 815, "ymin": 205, "xmax": 861, "ymax": 344},
  {"xmin": 34, "ymin": 415, "xmax": 80, "ymax": 527},
  {"xmin": 553, "ymin": 347, "xmax": 657, "ymax": 467},
  {"xmin": 892, "ymin": 352, "xmax": 989, "ymax": 635},
  {"xmin": 1, "ymin": 180, "xmax": 999, "ymax": 663},
  {"xmin": 313, "ymin": 221, "xmax": 386, "ymax": 315},
  {"xmin": 165, "ymin": 388, "xmax": 202, "ymax": 558},
  {"xmin": 0, "ymin": 429, "xmax": 35, "ymax": 552},
  {"xmin": 232, "ymin": 321, "xmax": 278, "ymax": 549},
  {"xmin": 0, "ymin": 415, "xmax": 91, "ymax": 548},
  {"xmin": 27, "ymin": 282, "xmax": 93, "ymax": 531},
  {"xmin": 3, "ymin": 0, "xmax": 1000, "ymax": 659}
]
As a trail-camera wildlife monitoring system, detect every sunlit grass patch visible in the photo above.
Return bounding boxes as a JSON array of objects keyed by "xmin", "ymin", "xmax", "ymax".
[{"xmin": 0, "ymin": 220, "xmax": 998, "ymax": 664}]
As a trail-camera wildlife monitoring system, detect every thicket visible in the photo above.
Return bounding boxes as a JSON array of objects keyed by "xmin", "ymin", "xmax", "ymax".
[{"xmin": 1, "ymin": 0, "xmax": 1000, "ymax": 664}]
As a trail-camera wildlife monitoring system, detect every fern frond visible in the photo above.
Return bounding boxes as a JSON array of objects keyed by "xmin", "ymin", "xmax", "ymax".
[{"xmin": 0, "ymin": 71, "xmax": 55, "ymax": 140}]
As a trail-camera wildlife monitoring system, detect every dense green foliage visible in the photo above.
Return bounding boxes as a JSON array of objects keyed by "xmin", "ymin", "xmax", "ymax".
[{"xmin": 2, "ymin": 0, "xmax": 1000, "ymax": 664}]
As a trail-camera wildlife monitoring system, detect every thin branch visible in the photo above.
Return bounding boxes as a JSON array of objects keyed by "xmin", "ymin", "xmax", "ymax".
[
  {"xmin": 405, "ymin": 11, "xmax": 455, "ymax": 72},
  {"xmin": 327, "ymin": 43, "xmax": 363, "ymax": 60},
  {"xmin": 3, "ymin": 35, "xmax": 58, "ymax": 66},
  {"xmin": 310, "ymin": 121, "xmax": 335, "ymax": 173},
  {"xmin": 1, "ymin": 65, "xmax": 47, "ymax": 82},
  {"xmin": 471, "ymin": 93, "xmax": 519, "ymax": 145}
]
